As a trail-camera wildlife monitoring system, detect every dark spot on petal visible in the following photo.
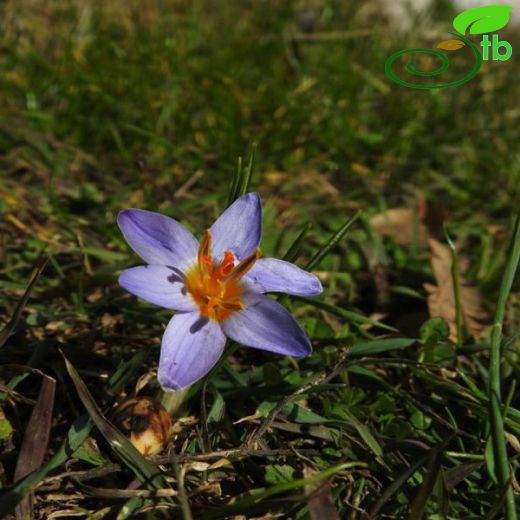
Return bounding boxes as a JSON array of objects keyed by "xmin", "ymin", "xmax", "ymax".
[
  {"xmin": 166, "ymin": 265, "xmax": 185, "ymax": 284},
  {"xmin": 190, "ymin": 316, "xmax": 209, "ymax": 334}
]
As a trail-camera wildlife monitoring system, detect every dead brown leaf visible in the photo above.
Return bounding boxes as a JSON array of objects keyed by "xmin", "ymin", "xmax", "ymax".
[
  {"xmin": 305, "ymin": 467, "xmax": 340, "ymax": 520},
  {"xmin": 424, "ymin": 239, "xmax": 489, "ymax": 343},
  {"xmin": 262, "ymin": 168, "xmax": 339, "ymax": 199},
  {"xmin": 370, "ymin": 207, "xmax": 429, "ymax": 247},
  {"xmin": 351, "ymin": 162, "xmax": 372, "ymax": 177},
  {"xmin": 14, "ymin": 376, "xmax": 56, "ymax": 520},
  {"xmin": 264, "ymin": 170, "xmax": 289, "ymax": 188}
]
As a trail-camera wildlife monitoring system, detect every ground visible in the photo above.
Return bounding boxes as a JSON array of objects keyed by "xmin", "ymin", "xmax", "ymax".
[{"xmin": 1, "ymin": 1, "xmax": 520, "ymax": 518}]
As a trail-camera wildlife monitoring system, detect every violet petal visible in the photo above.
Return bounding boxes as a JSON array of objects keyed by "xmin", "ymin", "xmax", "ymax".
[
  {"xmin": 245, "ymin": 258, "xmax": 322, "ymax": 296},
  {"xmin": 210, "ymin": 193, "xmax": 262, "ymax": 260},
  {"xmin": 119, "ymin": 265, "xmax": 196, "ymax": 311},
  {"xmin": 118, "ymin": 208, "xmax": 198, "ymax": 267},
  {"xmin": 158, "ymin": 313, "xmax": 226, "ymax": 390},
  {"xmin": 221, "ymin": 292, "xmax": 311, "ymax": 357}
]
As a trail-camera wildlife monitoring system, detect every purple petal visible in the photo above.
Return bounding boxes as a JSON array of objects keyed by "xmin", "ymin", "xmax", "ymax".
[
  {"xmin": 119, "ymin": 265, "xmax": 196, "ymax": 311},
  {"xmin": 158, "ymin": 313, "xmax": 226, "ymax": 391},
  {"xmin": 118, "ymin": 209, "xmax": 198, "ymax": 267},
  {"xmin": 210, "ymin": 193, "xmax": 262, "ymax": 260},
  {"xmin": 221, "ymin": 293, "xmax": 311, "ymax": 357},
  {"xmin": 245, "ymin": 258, "xmax": 322, "ymax": 296}
]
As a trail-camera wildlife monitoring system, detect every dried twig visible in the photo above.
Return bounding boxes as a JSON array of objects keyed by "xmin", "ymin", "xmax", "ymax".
[
  {"xmin": 242, "ymin": 349, "xmax": 351, "ymax": 449},
  {"xmin": 169, "ymin": 447, "xmax": 193, "ymax": 520},
  {"xmin": 44, "ymin": 448, "xmax": 321, "ymax": 485}
]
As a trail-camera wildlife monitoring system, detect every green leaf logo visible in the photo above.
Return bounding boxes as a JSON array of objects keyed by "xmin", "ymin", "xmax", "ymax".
[
  {"xmin": 437, "ymin": 39, "xmax": 466, "ymax": 51},
  {"xmin": 453, "ymin": 5, "xmax": 512, "ymax": 35}
]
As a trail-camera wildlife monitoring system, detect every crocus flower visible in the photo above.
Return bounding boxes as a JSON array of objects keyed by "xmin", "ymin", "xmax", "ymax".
[{"xmin": 117, "ymin": 193, "xmax": 322, "ymax": 390}]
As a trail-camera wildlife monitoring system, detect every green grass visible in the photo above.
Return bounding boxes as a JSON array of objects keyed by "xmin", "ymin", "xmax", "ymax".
[{"xmin": 1, "ymin": 0, "xmax": 520, "ymax": 518}]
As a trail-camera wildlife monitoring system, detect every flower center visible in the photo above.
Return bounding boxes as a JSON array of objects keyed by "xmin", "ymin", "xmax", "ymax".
[{"xmin": 184, "ymin": 230, "xmax": 260, "ymax": 322}]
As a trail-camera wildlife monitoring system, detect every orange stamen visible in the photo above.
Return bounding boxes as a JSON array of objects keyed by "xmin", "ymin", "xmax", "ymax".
[
  {"xmin": 184, "ymin": 230, "xmax": 260, "ymax": 322},
  {"xmin": 224, "ymin": 249, "xmax": 261, "ymax": 282}
]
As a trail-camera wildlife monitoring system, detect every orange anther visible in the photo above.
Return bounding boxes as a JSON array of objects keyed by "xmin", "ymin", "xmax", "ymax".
[{"xmin": 186, "ymin": 231, "xmax": 259, "ymax": 322}]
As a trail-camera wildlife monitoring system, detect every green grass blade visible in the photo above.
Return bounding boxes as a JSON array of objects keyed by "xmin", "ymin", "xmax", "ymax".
[
  {"xmin": 294, "ymin": 297, "xmax": 397, "ymax": 332},
  {"xmin": 305, "ymin": 211, "xmax": 361, "ymax": 272},
  {"xmin": 408, "ymin": 434, "xmax": 453, "ymax": 519},
  {"xmin": 341, "ymin": 410, "xmax": 383, "ymax": 459},
  {"xmin": 106, "ymin": 350, "xmax": 149, "ymax": 396},
  {"xmin": 117, "ymin": 497, "xmax": 150, "ymax": 519},
  {"xmin": 227, "ymin": 156, "xmax": 243, "ymax": 207},
  {"xmin": 350, "ymin": 337, "xmax": 415, "ymax": 356},
  {"xmin": 0, "ymin": 257, "xmax": 48, "ymax": 349},
  {"xmin": 227, "ymin": 143, "xmax": 257, "ymax": 206},
  {"xmin": 488, "ymin": 215, "xmax": 520, "ymax": 520},
  {"xmin": 282, "ymin": 223, "xmax": 312, "ymax": 263},
  {"xmin": 202, "ymin": 462, "xmax": 367, "ymax": 518},
  {"xmin": 370, "ymin": 436, "xmax": 452, "ymax": 518},
  {"xmin": 237, "ymin": 142, "xmax": 256, "ymax": 197}
]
